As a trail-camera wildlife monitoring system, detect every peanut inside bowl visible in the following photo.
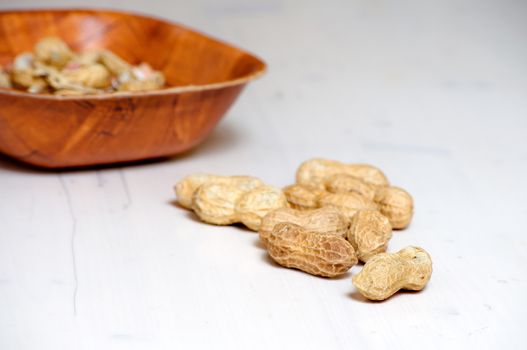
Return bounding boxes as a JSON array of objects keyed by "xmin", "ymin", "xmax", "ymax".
[
  {"xmin": 1, "ymin": 37, "xmax": 166, "ymax": 95},
  {"xmin": 0, "ymin": 9, "xmax": 265, "ymax": 98}
]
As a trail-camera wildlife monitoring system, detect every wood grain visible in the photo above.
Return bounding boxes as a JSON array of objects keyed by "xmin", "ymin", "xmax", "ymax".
[{"xmin": 0, "ymin": 9, "xmax": 265, "ymax": 168}]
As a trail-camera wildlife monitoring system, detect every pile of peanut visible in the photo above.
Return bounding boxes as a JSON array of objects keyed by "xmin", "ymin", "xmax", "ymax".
[
  {"xmin": 174, "ymin": 158, "xmax": 432, "ymax": 301},
  {"xmin": 0, "ymin": 37, "xmax": 165, "ymax": 95}
]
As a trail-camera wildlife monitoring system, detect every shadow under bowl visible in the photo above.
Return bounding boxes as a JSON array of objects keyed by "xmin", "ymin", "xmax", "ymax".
[{"xmin": 0, "ymin": 8, "xmax": 265, "ymax": 168}]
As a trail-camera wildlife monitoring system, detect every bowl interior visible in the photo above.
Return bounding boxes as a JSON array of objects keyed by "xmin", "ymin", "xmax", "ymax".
[{"xmin": 0, "ymin": 9, "xmax": 265, "ymax": 89}]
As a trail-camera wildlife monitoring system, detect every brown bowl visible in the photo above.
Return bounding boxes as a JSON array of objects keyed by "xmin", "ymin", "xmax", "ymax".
[{"xmin": 0, "ymin": 9, "xmax": 265, "ymax": 168}]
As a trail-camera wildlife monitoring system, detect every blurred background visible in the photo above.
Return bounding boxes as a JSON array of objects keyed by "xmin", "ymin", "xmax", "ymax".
[{"xmin": 1, "ymin": 0, "xmax": 525, "ymax": 178}]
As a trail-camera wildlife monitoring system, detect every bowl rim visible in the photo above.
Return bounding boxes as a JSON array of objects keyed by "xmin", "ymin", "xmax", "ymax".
[{"xmin": 0, "ymin": 7, "xmax": 267, "ymax": 100}]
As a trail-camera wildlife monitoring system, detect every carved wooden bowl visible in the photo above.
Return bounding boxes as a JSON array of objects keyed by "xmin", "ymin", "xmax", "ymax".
[{"xmin": 0, "ymin": 9, "xmax": 265, "ymax": 168}]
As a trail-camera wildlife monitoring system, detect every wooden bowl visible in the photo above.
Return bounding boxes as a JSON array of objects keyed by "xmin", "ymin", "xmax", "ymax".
[{"xmin": 0, "ymin": 9, "xmax": 265, "ymax": 168}]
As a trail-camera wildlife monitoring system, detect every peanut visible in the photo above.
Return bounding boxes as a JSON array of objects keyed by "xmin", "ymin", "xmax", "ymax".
[
  {"xmin": 117, "ymin": 65, "xmax": 165, "ymax": 92},
  {"xmin": 34, "ymin": 37, "xmax": 73, "ymax": 68},
  {"xmin": 324, "ymin": 174, "xmax": 377, "ymax": 200},
  {"xmin": 0, "ymin": 67, "xmax": 11, "ymax": 88},
  {"xmin": 259, "ymin": 207, "xmax": 349, "ymax": 245},
  {"xmin": 191, "ymin": 182, "xmax": 288, "ymax": 231},
  {"xmin": 283, "ymin": 183, "xmax": 377, "ymax": 220},
  {"xmin": 283, "ymin": 184, "xmax": 324, "ymax": 210},
  {"xmin": 352, "ymin": 246, "xmax": 432, "ymax": 300},
  {"xmin": 266, "ymin": 223, "xmax": 358, "ymax": 277},
  {"xmin": 318, "ymin": 192, "xmax": 377, "ymax": 219},
  {"xmin": 3, "ymin": 38, "xmax": 166, "ymax": 95},
  {"xmin": 175, "ymin": 174, "xmax": 264, "ymax": 209},
  {"xmin": 373, "ymin": 186, "xmax": 413, "ymax": 229},
  {"xmin": 296, "ymin": 158, "xmax": 389, "ymax": 188},
  {"xmin": 62, "ymin": 63, "xmax": 111, "ymax": 88},
  {"xmin": 99, "ymin": 49, "xmax": 132, "ymax": 76},
  {"xmin": 69, "ymin": 50, "xmax": 101, "ymax": 67},
  {"xmin": 347, "ymin": 210, "xmax": 392, "ymax": 262},
  {"xmin": 10, "ymin": 53, "xmax": 42, "ymax": 89},
  {"xmin": 235, "ymin": 186, "xmax": 289, "ymax": 231}
]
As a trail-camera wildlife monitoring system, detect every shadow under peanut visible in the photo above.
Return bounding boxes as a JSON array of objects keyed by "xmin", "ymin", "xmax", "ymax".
[
  {"xmin": 347, "ymin": 289, "xmax": 425, "ymax": 303},
  {"xmin": 167, "ymin": 199, "xmax": 253, "ymax": 233}
]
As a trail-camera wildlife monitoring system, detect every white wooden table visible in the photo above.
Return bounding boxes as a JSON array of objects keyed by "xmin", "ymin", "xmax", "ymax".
[{"xmin": 1, "ymin": 1, "xmax": 526, "ymax": 349}]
